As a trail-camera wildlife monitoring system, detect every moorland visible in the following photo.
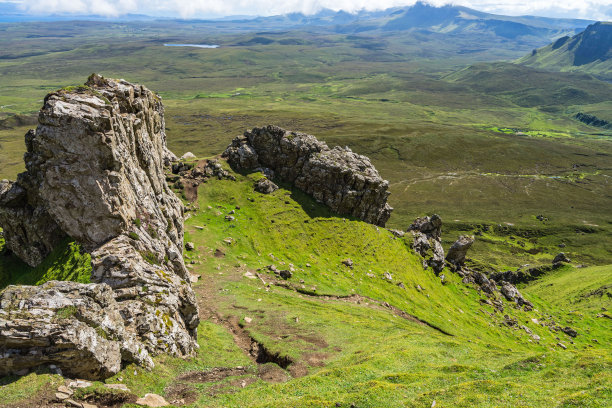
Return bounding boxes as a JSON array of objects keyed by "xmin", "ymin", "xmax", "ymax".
[{"xmin": 0, "ymin": 4, "xmax": 611, "ymax": 407}]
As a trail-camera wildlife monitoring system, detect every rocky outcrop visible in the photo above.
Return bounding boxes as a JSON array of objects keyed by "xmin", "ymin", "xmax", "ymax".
[
  {"xmin": 406, "ymin": 214, "xmax": 533, "ymax": 311},
  {"xmin": 446, "ymin": 235, "xmax": 475, "ymax": 268},
  {"xmin": 553, "ymin": 252, "xmax": 570, "ymax": 265},
  {"xmin": 254, "ymin": 177, "xmax": 279, "ymax": 194},
  {"xmin": 223, "ymin": 125, "xmax": 392, "ymax": 226},
  {"xmin": 408, "ymin": 214, "xmax": 445, "ymax": 273},
  {"xmin": 0, "ymin": 74, "xmax": 198, "ymax": 379}
]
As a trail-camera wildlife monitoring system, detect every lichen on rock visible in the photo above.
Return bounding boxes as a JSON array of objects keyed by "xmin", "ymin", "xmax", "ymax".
[{"xmin": 0, "ymin": 74, "xmax": 198, "ymax": 379}]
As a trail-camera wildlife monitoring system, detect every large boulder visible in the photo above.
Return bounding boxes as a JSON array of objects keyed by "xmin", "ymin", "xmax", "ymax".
[
  {"xmin": 223, "ymin": 125, "xmax": 392, "ymax": 226},
  {"xmin": 446, "ymin": 235, "xmax": 475, "ymax": 268},
  {"xmin": 0, "ymin": 74, "xmax": 199, "ymax": 379}
]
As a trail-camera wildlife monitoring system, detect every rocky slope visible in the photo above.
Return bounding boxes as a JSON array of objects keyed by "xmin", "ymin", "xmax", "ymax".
[
  {"xmin": 223, "ymin": 125, "xmax": 393, "ymax": 226},
  {"xmin": 0, "ymin": 74, "xmax": 198, "ymax": 379}
]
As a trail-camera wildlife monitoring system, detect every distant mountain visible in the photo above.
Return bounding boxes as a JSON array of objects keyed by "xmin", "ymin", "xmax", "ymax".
[
  {"xmin": 518, "ymin": 22, "xmax": 612, "ymax": 80},
  {"xmin": 1, "ymin": 2, "xmax": 594, "ymax": 40},
  {"xmin": 331, "ymin": 2, "xmax": 591, "ymax": 40}
]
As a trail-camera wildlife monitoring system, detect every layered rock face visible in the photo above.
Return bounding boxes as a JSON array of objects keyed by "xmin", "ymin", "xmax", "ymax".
[
  {"xmin": 0, "ymin": 75, "xmax": 198, "ymax": 379},
  {"xmin": 223, "ymin": 125, "xmax": 393, "ymax": 226}
]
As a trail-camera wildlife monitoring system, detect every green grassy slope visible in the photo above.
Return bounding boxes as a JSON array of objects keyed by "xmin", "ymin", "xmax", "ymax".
[{"xmin": 4, "ymin": 166, "xmax": 610, "ymax": 407}]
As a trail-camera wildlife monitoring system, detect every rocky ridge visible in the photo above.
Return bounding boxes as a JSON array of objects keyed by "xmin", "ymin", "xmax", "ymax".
[
  {"xmin": 408, "ymin": 214, "xmax": 533, "ymax": 312},
  {"xmin": 223, "ymin": 125, "xmax": 393, "ymax": 226},
  {"xmin": 0, "ymin": 74, "xmax": 199, "ymax": 379}
]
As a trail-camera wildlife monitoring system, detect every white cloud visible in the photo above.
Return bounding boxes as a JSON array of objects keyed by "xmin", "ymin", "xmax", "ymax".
[{"xmin": 11, "ymin": 0, "xmax": 612, "ymax": 21}]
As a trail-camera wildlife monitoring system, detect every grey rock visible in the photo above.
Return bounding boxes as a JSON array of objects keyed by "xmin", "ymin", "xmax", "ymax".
[
  {"xmin": 553, "ymin": 252, "xmax": 571, "ymax": 265},
  {"xmin": 499, "ymin": 280, "xmax": 534, "ymax": 311},
  {"xmin": 562, "ymin": 326, "xmax": 578, "ymax": 338},
  {"xmin": 446, "ymin": 235, "xmax": 475, "ymax": 267},
  {"xmin": 279, "ymin": 270, "xmax": 293, "ymax": 280},
  {"xmin": 0, "ymin": 281, "xmax": 152, "ymax": 380},
  {"xmin": 224, "ymin": 125, "xmax": 392, "ymax": 226},
  {"xmin": 409, "ymin": 214, "xmax": 445, "ymax": 273},
  {"xmin": 342, "ymin": 258, "xmax": 353, "ymax": 268},
  {"xmin": 254, "ymin": 177, "xmax": 279, "ymax": 194},
  {"xmin": 0, "ymin": 74, "xmax": 199, "ymax": 378}
]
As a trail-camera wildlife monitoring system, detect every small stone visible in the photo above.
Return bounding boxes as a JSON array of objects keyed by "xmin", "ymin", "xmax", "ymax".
[
  {"xmin": 306, "ymin": 263, "xmax": 311, "ymax": 267},
  {"xmin": 557, "ymin": 342, "xmax": 567, "ymax": 350},
  {"xmin": 69, "ymin": 380, "xmax": 93, "ymax": 388},
  {"xmin": 244, "ymin": 271, "xmax": 257, "ymax": 279},
  {"xmin": 58, "ymin": 385, "xmax": 73, "ymax": 396},
  {"xmin": 562, "ymin": 327, "xmax": 577, "ymax": 338},
  {"xmin": 279, "ymin": 270, "xmax": 293, "ymax": 280},
  {"xmin": 105, "ymin": 383, "xmax": 130, "ymax": 391},
  {"xmin": 244, "ymin": 317, "xmax": 253, "ymax": 324},
  {"xmin": 180, "ymin": 152, "xmax": 196, "ymax": 160},
  {"xmin": 397, "ymin": 282, "xmax": 405, "ymax": 289},
  {"xmin": 341, "ymin": 258, "xmax": 353, "ymax": 268},
  {"xmin": 136, "ymin": 393, "xmax": 169, "ymax": 407},
  {"xmin": 254, "ymin": 178, "xmax": 278, "ymax": 194},
  {"xmin": 383, "ymin": 272, "xmax": 393, "ymax": 281},
  {"xmin": 225, "ymin": 215, "xmax": 235, "ymax": 221},
  {"xmin": 55, "ymin": 392, "xmax": 71, "ymax": 400},
  {"xmin": 189, "ymin": 274, "xmax": 200, "ymax": 283},
  {"xmin": 185, "ymin": 242, "xmax": 195, "ymax": 251}
]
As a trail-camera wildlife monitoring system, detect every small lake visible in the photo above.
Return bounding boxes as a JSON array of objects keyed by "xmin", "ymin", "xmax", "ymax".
[{"xmin": 163, "ymin": 44, "xmax": 219, "ymax": 48}]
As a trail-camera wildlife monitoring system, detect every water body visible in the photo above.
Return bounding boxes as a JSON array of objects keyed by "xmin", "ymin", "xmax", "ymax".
[{"xmin": 163, "ymin": 44, "xmax": 219, "ymax": 48}]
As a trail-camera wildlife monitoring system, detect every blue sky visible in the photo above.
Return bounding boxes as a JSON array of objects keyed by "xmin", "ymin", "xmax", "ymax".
[{"xmin": 2, "ymin": 0, "xmax": 611, "ymax": 20}]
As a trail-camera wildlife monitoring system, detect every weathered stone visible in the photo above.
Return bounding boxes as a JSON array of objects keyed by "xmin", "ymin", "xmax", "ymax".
[
  {"xmin": 553, "ymin": 252, "xmax": 571, "ymax": 265},
  {"xmin": 0, "ymin": 281, "xmax": 151, "ymax": 379},
  {"xmin": 409, "ymin": 214, "xmax": 445, "ymax": 274},
  {"xmin": 446, "ymin": 235, "xmax": 475, "ymax": 267},
  {"xmin": 562, "ymin": 326, "xmax": 578, "ymax": 337},
  {"xmin": 254, "ymin": 177, "xmax": 279, "ymax": 194},
  {"xmin": 223, "ymin": 125, "xmax": 392, "ymax": 226},
  {"xmin": 342, "ymin": 258, "xmax": 354, "ymax": 268},
  {"xmin": 499, "ymin": 280, "xmax": 533, "ymax": 310},
  {"xmin": 279, "ymin": 270, "xmax": 293, "ymax": 280},
  {"xmin": 0, "ymin": 75, "xmax": 199, "ymax": 379},
  {"xmin": 180, "ymin": 152, "xmax": 196, "ymax": 160}
]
